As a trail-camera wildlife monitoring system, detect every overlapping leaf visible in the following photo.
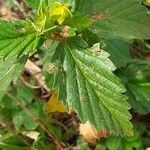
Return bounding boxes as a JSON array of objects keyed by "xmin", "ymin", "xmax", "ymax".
[
  {"xmin": 77, "ymin": 0, "xmax": 150, "ymax": 39},
  {"xmin": 13, "ymin": 103, "xmax": 40, "ymax": 130},
  {"xmin": 64, "ymin": 12, "xmax": 92, "ymax": 31},
  {"xmin": 1, "ymin": 86, "xmax": 45, "ymax": 130},
  {"xmin": 46, "ymin": 37, "xmax": 133, "ymax": 136},
  {"xmin": 0, "ymin": 19, "xmax": 39, "ymax": 101},
  {"xmin": 125, "ymin": 63, "xmax": 150, "ymax": 115},
  {"xmin": 0, "ymin": 20, "xmax": 38, "ymax": 58},
  {"xmin": 105, "ymin": 39, "xmax": 131, "ymax": 68},
  {"xmin": 64, "ymin": 39, "xmax": 133, "ymax": 136},
  {"xmin": 82, "ymin": 30, "xmax": 131, "ymax": 68},
  {"xmin": 41, "ymin": 41, "xmax": 67, "ymax": 102},
  {"xmin": 127, "ymin": 83, "xmax": 150, "ymax": 115},
  {"xmin": 106, "ymin": 133, "xmax": 142, "ymax": 150}
]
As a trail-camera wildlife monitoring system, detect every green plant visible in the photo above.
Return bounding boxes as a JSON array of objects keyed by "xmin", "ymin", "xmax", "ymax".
[{"xmin": 0, "ymin": 0, "xmax": 150, "ymax": 147}]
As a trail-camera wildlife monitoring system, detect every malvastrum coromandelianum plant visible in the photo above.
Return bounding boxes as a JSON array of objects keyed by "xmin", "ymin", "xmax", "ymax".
[{"xmin": 0, "ymin": 0, "xmax": 150, "ymax": 138}]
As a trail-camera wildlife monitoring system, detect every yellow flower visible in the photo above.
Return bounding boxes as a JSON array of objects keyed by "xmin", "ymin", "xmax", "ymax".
[
  {"xmin": 50, "ymin": 2, "xmax": 72, "ymax": 24},
  {"xmin": 143, "ymin": 0, "xmax": 150, "ymax": 5},
  {"xmin": 45, "ymin": 91, "xmax": 67, "ymax": 113}
]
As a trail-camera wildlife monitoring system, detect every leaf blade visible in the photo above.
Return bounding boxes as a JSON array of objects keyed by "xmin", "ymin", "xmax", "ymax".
[
  {"xmin": 0, "ymin": 19, "xmax": 39, "ymax": 58},
  {"xmin": 78, "ymin": 0, "xmax": 150, "ymax": 39},
  {"xmin": 48, "ymin": 37, "xmax": 133, "ymax": 136},
  {"xmin": 0, "ymin": 56, "xmax": 27, "ymax": 92}
]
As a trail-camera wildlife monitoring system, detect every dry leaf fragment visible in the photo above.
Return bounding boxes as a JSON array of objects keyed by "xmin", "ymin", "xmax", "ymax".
[
  {"xmin": 22, "ymin": 131, "xmax": 40, "ymax": 140},
  {"xmin": 79, "ymin": 121, "xmax": 111, "ymax": 143},
  {"xmin": 79, "ymin": 121, "xmax": 98, "ymax": 143},
  {"xmin": 45, "ymin": 91, "xmax": 67, "ymax": 113}
]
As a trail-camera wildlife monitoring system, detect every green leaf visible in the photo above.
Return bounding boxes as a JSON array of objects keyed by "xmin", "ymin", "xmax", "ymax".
[
  {"xmin": 3, "ymin": 86, "xmax": 44, "ymax": 130},
  {"xmin": 106, "ymin": 133, "xmax": 142, "ymax": 150},
  {"xmin": 106, "ymin": 136, "xmax": 121, "ymax": 150},
  {"xmin": 122, "ymin": 142, "xmax": 132, "ymax": 150},
  {"xmin": 0, "ymin": 56, "xmax": 27, "ymax": 93},
  {"xmin": 105, "ymin": 39, "xmax": 131, "ymax": 68},
  {"xmin": 25, "ymin": 0, "xmax": 59, "ymax": 12},
  {"xmin": 0, "ymin": 92, "xmax": 4, "ymax": 102},
  {"xmin": 64, "ymin": 12, "xmax": 92, "ymax": 31},
  {"xmin": 22, "ymin": 102, "xmax": 44, "ymax": 130},
  {"xmin": 1, "ymin": 108, "xmax": 12, "ymax": 119},
  {"xmin": 25, "ymin": 0, "xmax": 41, "ymax": 9},
  {"xmin": 42, "ymin": 41, "xmax": 67, "ymax": 101},
  {"xmin": 2, "ymin": 93, "xmax": 19, "ymax": 109},
  {"xmin": 23, "ymin": 112, "xmax": 38, "ymax": 130},
  {"xmin": 0, "ymin": 132, "xmax": 31, "ymax": 146},
  {"xmin": 48, "ymin": 37, "xmax": 133, "ymax": 136},
  {"xmin": 17, "ymin": 86, "xmax": 34, "ymax": 105},
  {"xmin": 12, "ymin": 101, "xmax": 43, "ymax": 130},
  {"xmin": 13, "ymin": 110, "xmax": 25, "ymax": 130},
  {"xmin": 128, "ymin": 83, "xmax": 150, "ymax": 102},
  {"xmin": 82, "ymin": 29, "xmax": 100, "ymax": 47},
  {"xmin": 0, "ymin": 20, "xmax": 39, "ymax": 58},
  {"xmin": 125, "ymin": 134, "xmax": 142, "ymax": 148},
  {"xmin": 127, "ymin": 83, "xmax": 150, "ymax": 115},
  {"xmin": 0, "ymin": 19, "xmax": 39, "ymax": 100},
  {"xmin": 78, "ymin": 0, "xmax": 150, "ymax": 39},
  {"xmin": 0, "ymin": 142, "xmax": 31, "ymax": 150},
  {"xmin": 75, "ymin": 0, "xmax": 82, "ymax": 11},
  {"xmin": 124, "ymin": 62, "xmax": 150, "ymax": 115}
]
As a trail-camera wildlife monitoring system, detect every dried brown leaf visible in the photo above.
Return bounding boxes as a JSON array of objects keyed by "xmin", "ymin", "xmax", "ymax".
[{"xmin": 79, "ymin": 121, "xmax": 111, "ymax": 143}]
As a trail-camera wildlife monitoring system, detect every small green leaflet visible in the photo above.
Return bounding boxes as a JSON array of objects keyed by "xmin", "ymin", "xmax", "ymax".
[
  {"xmin": 127, "ymin": 83, "xmax": 150, "ymax": 115},
  {"xmin": 17, "ymin": 86, "xmax": 34, "ymax": 105},
  {"xmin": 123, "ymin": 62, "xmax": 150, "ymax": 115},
  {"xmin": 77, "ymin": 0, "xmax": 150, "ymax": 39},
  {"xmin": 2, "ymin": 86, "xmax": 45, "ymax": 130},
  {"xmin": 12, "ymin": 104, "xmax": 39, "ymax": 130},
  {"xmin": 46, "ymin": 37, "xmax": 133, "ymax": 136}
]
